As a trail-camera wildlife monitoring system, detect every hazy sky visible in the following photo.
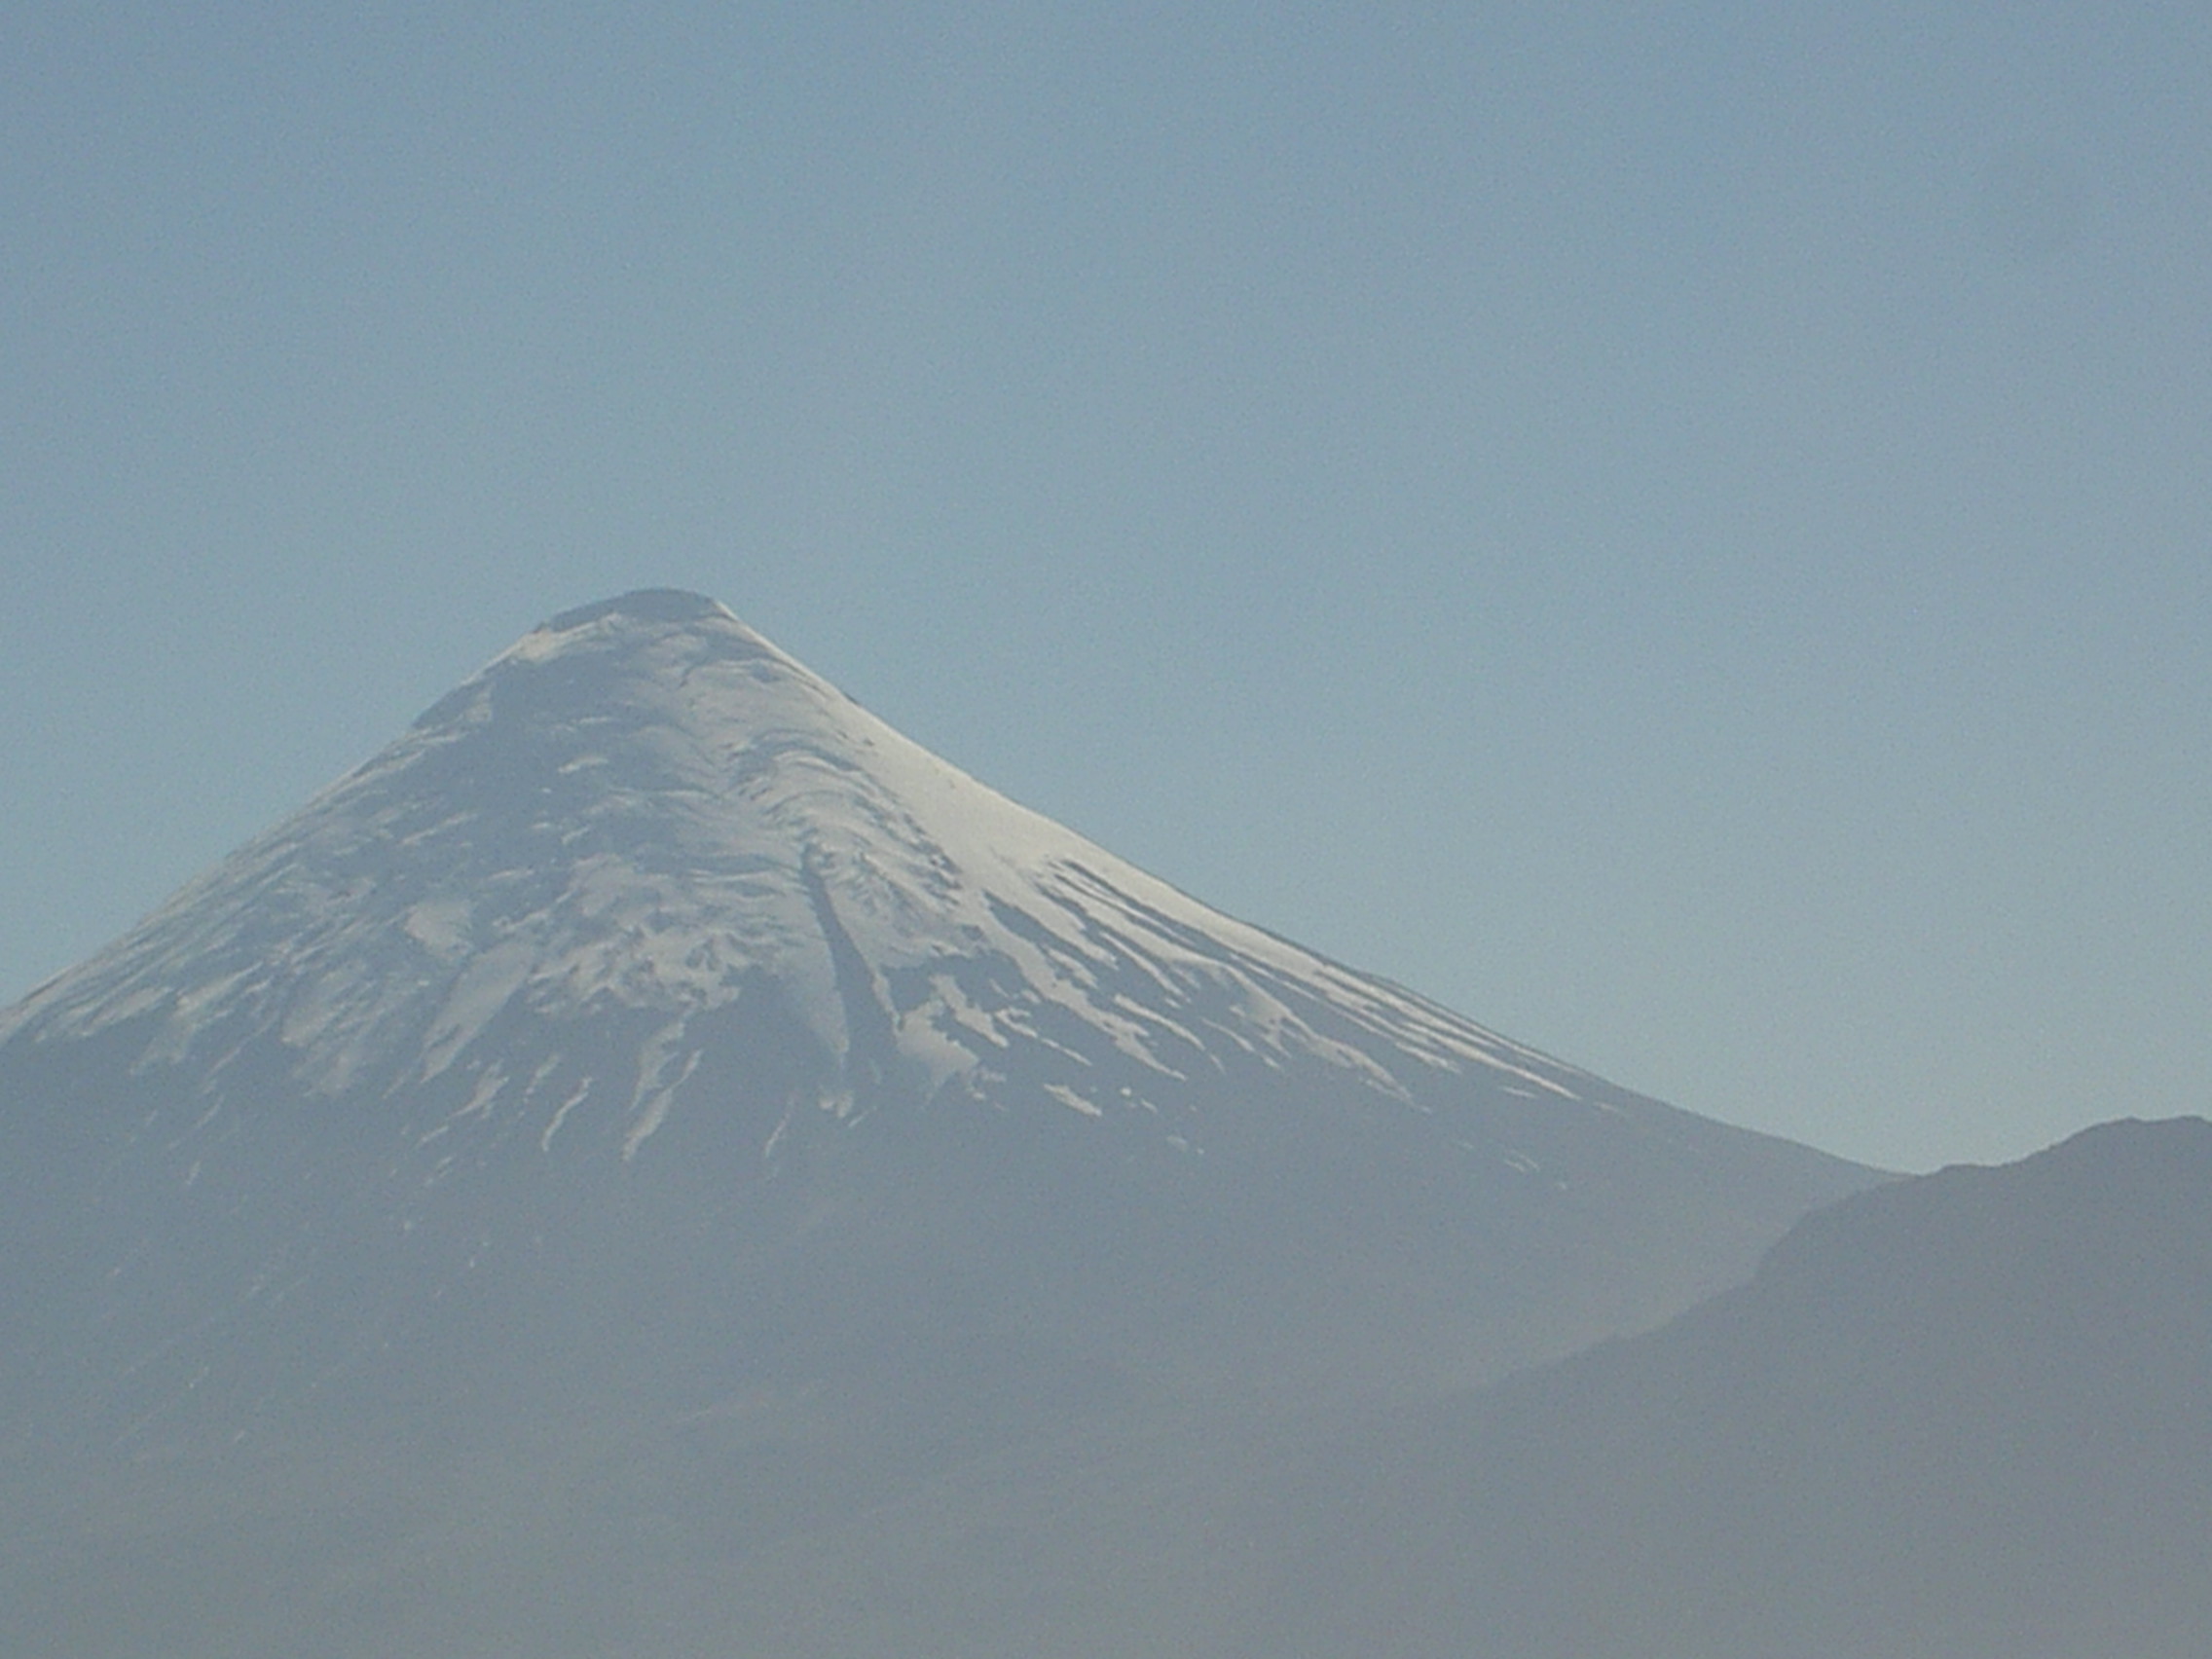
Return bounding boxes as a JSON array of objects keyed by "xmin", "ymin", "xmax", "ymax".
[{"xmin": 4, "ymin": 2, "xmax": 2207, "ymax": 1172}]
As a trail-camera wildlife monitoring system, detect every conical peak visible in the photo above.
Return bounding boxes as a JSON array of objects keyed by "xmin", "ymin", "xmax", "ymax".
[
  {"xmin": 503, "ymin": 587, "xmax": 789, "ymax": 676},
  {"xmin": 413, "ymin": 586, "xmax": 813, "ymax": 742},
  {"xmin": 545, "ymin": 588, "xmax": 740, "ymax": 632},
  {"xmin": 6, "ymin": 586, "xmax": 1610, "ymax": 1153}
]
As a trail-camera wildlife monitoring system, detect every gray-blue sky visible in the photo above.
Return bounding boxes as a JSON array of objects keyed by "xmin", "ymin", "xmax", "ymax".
[{"xmin": 4, "ymin": 1, "xmax": 2207, "ymax": 1172}]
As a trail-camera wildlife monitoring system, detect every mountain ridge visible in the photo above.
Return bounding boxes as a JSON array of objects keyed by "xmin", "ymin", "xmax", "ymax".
[{"xmin": 1248, "ymin": 1115, "xmax": 2212, "ymax": 1659}]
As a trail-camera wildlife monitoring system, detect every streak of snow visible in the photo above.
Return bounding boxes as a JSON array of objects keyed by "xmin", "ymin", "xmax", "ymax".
[
  {"xmin": 1044, "ymin": 1083, "xmax": 1103, "ymax": 1119},
  {"xmin": 539, "ymin": 1079, "xmax": 591, "ymax": 1153}
]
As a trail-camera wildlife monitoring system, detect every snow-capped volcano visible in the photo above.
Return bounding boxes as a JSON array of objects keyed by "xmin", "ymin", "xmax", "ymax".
[
  {"xmin": 2, "ymin": 589, "xmax": 1886, "ymax": 1481},
  {"xmin": 0, "ymin": 589, "xmax": 1882, "ymax": 1655},
  {"xmin": 4, "ymin": 589, "xmax": 1600, "ymax": 1168}
]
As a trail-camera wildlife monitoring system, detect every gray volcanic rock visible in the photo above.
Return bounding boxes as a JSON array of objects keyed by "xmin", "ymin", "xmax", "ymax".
[
  {"xmin": 1255, "ymin": 1117, "xmax": 2212, "ymax": 1659},
  {"xmin": 0, "ymin": 590, "xmax": 1879, "ymax": 1656}
]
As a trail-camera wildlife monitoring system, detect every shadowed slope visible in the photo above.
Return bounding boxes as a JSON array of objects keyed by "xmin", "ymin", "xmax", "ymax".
[{"xmin": 1257, "ymin": 1117, "xmax": 2212, "ymax": 1659}]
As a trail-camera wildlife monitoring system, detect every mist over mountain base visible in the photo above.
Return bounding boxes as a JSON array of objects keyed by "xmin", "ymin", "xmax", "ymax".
[{"xmin": 0, "ymin": 592, "xmax": 1929, "ymax": 1656}]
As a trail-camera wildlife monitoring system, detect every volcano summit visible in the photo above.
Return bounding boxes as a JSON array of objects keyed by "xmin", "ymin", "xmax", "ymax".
[{"xmin": 0, "ymin": 590, "xmax": 1877, "ymax": 1656}]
